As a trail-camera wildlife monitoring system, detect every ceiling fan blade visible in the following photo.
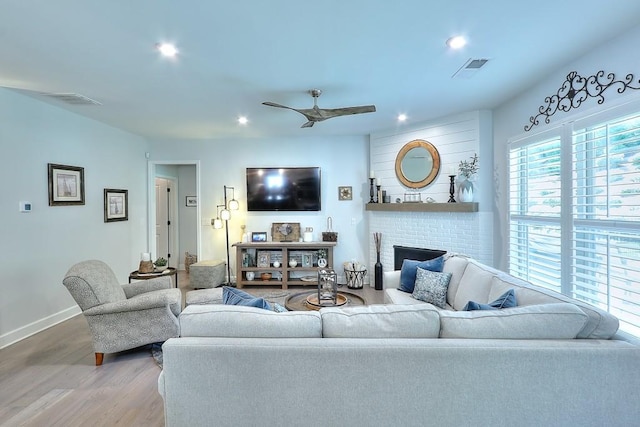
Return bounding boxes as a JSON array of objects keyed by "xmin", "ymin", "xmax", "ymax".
[
  {"xmin": 319, "ymin": 105, "xmax": 377, "ymax": 118},
  {"xmin": 262, "ymin": 101, "xmax": 295, "ymax": 110}
]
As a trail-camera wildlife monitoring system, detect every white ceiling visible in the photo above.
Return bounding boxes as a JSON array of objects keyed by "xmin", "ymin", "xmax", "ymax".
[{"xmin": 2, "ymin": 1, "xmax": 640, "ymax": 140}]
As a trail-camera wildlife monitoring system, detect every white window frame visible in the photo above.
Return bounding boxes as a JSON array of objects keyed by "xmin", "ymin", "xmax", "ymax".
[{"xmin": 508, "ymin": 96, "xmax": 640, "ymax": 336}]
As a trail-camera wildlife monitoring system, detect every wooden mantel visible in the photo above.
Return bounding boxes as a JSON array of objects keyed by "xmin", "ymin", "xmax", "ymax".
[{"xmin": 365, "ymin": 202, "xmax": 478, "ymax": 213}]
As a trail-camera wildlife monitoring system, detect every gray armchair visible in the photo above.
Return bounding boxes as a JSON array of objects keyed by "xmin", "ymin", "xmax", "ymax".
[{"xmin": 63, "ymin": 260, "xmax": 182, "ymax": 365}]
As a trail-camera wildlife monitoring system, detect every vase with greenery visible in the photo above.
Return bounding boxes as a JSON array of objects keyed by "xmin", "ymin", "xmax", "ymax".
[{"xmin": 458, "ymin": 153, "xmax": 478, "ymax": 202}]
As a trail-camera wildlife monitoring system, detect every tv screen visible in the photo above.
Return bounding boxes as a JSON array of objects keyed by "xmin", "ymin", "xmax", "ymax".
[{"xmin": 246, "ymin": 167, "xmax": 321, "ymax": 211}]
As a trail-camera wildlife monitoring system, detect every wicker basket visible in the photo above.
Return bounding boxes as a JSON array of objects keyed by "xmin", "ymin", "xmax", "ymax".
[
  {"xmin": 184, "ymin": 252, "xmax": 198, "ymax": 273},
  {"xmin": 322, "ymin": 232, "xmax": 338, "ymax": 242}
]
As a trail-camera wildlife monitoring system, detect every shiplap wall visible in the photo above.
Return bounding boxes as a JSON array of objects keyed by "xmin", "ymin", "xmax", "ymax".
[{"xmin": 368, "ymin": 111, "xmax": 493, "ymax": 283}]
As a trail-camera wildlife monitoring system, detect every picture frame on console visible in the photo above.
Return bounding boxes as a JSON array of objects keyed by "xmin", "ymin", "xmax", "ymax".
[
  {"xmin": 256, "ymin": 251, "xmax": 270, "ymax": 268},
  {"xmin": 252, "ymin": 232, "xmax": 267, "ymax": 242}
]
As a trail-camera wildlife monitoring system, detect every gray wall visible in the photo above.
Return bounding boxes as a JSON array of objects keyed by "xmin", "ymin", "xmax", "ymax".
[
  {"xmin": 0, "ymin": 88, "xmax": 149, "ymax": 347},
  {"xmin": 146, "ymin": 136, "xmax": 370, "ymax": 283}
]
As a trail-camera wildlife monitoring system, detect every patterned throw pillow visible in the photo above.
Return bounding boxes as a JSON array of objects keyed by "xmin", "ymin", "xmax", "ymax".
[
  {"xmin": 411, "ymin": 268, "xmax": 452, "ymax": 309},
  {"xmin": 398, "ymin": 256, "xmax": 445, "ymax": 293}
]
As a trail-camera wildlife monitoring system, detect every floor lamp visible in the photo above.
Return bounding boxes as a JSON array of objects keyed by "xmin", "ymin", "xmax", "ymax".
[{"xmin": 212, "ymin": 186, "xmax": 239, "ymax": 286}]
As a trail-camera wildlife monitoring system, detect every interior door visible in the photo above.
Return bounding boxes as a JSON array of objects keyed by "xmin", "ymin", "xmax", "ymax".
[{"xmin": 155, "ymin": 177, "xmax": 176, "ymax": 266}]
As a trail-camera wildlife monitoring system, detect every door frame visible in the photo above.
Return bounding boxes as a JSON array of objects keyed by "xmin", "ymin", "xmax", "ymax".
[{"xmin": 147, "ymin": 160, "xmax": 201, "ymax": 265}]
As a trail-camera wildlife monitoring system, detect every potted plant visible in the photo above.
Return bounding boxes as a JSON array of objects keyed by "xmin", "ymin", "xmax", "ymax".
[{"xmin": 154, "ymin": 257, "xmax": 168, "ymax": 271}]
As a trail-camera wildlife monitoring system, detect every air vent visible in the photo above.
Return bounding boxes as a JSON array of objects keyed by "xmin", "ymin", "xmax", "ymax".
[
  {"xmin": 39, "ymin": 92, "xmax": 102, "ymax": 106},
  {"xmin": 452, "ymin": 58, "xmax": 490, "ymax": 79}
]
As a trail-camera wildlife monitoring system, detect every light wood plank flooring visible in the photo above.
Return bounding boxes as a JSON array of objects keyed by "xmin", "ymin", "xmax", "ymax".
[{"xmin": 0, "ymin": 273, "xmax": 385, "ymax": 426}]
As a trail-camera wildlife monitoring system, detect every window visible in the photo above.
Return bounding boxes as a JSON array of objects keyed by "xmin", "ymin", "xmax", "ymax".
[{"xmin": 509, "ymin": 108, "xmax": 640, "ymax": 336}]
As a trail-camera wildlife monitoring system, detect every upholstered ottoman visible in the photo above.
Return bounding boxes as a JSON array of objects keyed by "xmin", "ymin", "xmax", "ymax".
[
  {"xmin": 185, "ymin": 288, "xmax": 224, "ymax": 306},
  {"xmin": 189, "ymin": 259, "xmax": 226, "ymax": 289}
]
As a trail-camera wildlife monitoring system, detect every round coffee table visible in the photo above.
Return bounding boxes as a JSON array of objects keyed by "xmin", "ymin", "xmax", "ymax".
[{"xmin": 284, "ymin": 290, "xmax": 366, "ymax": 311}]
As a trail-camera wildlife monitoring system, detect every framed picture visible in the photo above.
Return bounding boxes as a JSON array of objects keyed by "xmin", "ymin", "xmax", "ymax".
[
  {"xmin": 185, "ymin": 196, "xmax": 197, "ymax": 207},
  {"xmin": 338, "ymin": 186, "xmax": 352, "ymax": 201},
  {"xmin": 252, "ymin": 232, "xmax": 267, "ymax": 242},
  {"xmin": 257, "ymin": 251, "xmax": 271, "ymax": 268},
  {"xmin": 302, "ymin": 252, "xmax": 313, "ymax": 267},
  {"xmin": 48, "ymin": 163, "xmax": 85, "ymax": 206},
  {"xmin": 104, "ymin": 189, "xmax": 128, "ymax": 222},
  {"xmin": 271, "ymin": 222, "xmax": 301, "ymax": 242}
]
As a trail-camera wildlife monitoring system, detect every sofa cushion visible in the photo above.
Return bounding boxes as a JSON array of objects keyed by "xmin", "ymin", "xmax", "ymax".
[
  {"xmin": 320, "ymin": 304, "xmax": 440, "ymax": 338},
  {"xmin": 222, "ymin": 286, "xmax": 272, "ymax": 310},
  {"xmin": 179, "ymin": 304, "xmax": 322, "ymax": 338},
  {"xmin": 463, "ymin": 289, "xmax": 517, "ymax": 311},
  {"xmin": 398, "ymin": 256, "xmax": 444, "ymax": 293},
  {"xmin": 442, "ymin": 254, "xmax": 471, "ymax": 304},
  {"xmin": 439, "ymin": 303, "xmax": 589, "ymax": 339},
  {"xmin": 411, "ymin": 268, "xmax": 452, "ymax": 309},
  {"xmin": 451, "ymin": 261, "xmax": 496, "ymax": 311},
  {"xmin": 490, "ymin": 276, "xmax": 619, "ymax": 339}
]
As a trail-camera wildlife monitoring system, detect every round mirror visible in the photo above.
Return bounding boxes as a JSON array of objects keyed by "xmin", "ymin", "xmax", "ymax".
[{"xmin": 395, "ymin": 139, "xmax": 440, "ymax": 188}]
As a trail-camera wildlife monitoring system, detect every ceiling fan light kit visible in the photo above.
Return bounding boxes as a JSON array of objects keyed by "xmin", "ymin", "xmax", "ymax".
[{"xmin": 262, "ymin": 89, "xmax": 376, "ymax": 128}]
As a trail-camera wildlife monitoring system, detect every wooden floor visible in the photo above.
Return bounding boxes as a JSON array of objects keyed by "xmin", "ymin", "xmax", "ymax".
[{"xmin": 0, "ymin": 273, "xmax": 385, "ymax": 426}]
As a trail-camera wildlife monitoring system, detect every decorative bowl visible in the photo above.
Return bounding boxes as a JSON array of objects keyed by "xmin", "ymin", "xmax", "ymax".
[{"xmin": 261, "ymin": 272, "xmax": 273, "ymax": 281}]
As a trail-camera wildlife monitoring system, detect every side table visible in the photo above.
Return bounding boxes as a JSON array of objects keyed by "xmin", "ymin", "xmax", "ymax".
[{"xmin": 129, "ymin": 267, "xmax": 178, "ymax": 288}]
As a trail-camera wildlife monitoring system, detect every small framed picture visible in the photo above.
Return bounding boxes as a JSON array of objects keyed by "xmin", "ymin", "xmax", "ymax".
[
  {"xmin": 257, "ymin": 251, "xmax": 271, "ymax": 268},
  {"xmin": 338, "ymin": 186, "xmax": 352, "ymax": 201},
  {"xmin": 104, "ymin": 189, "xmax": 128, "ymax": 222},
  {"xmin": 302, "ymin": 252, "xmax": 313, "ymax": 267},
  {"xmin": 185, "ymin": 196, "xmax": 197, "ymax": 207},
  {"xmin": 48, "ymin": 163, "xmax": 85, "ymax": 206},
  {"xmin": 252, "ymin": 232, "xmax": 267, "ymax": 242}
]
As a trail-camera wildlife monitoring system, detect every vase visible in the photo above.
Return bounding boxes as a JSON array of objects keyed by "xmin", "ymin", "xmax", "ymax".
[
  {"xmin": 374, "ymin": 252, "xmax": 383, "ymax": 290},
  {"xmin": 458, "ymin": 178, "xmax": 474, "ymax": 202}
]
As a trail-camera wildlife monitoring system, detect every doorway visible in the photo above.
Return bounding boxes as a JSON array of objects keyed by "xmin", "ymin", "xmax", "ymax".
[
  {"xmin": 148, "ymin": 161, "xmax": 201, "ymax": 270},
  {"xmin": 155, "ymin": 177, "xmax": 176, "ymax": 266}
]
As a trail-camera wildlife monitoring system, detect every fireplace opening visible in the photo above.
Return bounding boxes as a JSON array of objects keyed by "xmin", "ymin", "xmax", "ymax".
[{"xmin": 393, "ymin": 245, "xmax": 447, "ymax": 270}]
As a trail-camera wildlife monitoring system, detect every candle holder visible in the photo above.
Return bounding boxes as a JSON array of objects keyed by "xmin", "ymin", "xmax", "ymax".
[
  {"xmin": 376, "ymin": 185, "xmax": 381, "ymax": 203},
  {"xmin": 369, "ymin": 178, "xmax": 376, "ymax": 203},
  {"xmin": 448, "ymin": 175, "xmax": 457, "ymax": 203}
]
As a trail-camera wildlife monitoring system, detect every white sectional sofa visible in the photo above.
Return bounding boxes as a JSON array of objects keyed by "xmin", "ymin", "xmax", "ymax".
[{"xmin": 158, "ymin": 254, "xmax": 640, "ymax": 427}]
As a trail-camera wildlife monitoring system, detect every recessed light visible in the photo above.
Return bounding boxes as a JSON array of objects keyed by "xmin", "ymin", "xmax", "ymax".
[
  {"xmin": 446, "ymin": 36, "xmax": 467, "ymax": 50},
  {"xmin": 156, "ymin": 43, "xmax": 178, "ymax": 57},
  {"xmin": 397, "ymin": 114, "xmax": 407, "ymax": 122},
  {"xmin": 238, "ymin": 116, "xmax": 248, "ymax": 125}
]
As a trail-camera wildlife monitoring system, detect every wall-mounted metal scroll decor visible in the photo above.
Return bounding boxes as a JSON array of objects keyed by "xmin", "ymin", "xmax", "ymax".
[{"xmin": 524, "ymin": 71, "xmax": 640, "ymax": 131}]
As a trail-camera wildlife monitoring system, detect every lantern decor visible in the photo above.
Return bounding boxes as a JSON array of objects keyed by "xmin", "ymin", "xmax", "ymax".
[{"xmin": 317, "ymin": 269, "xmax": 338, "ymax": 306}]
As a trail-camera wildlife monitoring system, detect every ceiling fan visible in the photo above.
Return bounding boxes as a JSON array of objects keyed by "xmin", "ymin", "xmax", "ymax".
[{"xmin": 262, "ymin": 89, "xmax": 376, "ymax": 128}]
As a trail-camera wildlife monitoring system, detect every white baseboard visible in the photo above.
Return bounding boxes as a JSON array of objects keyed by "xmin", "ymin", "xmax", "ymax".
[{"xmin": 0, "ymin": 305, "xmax": 82, "ymax": 349}]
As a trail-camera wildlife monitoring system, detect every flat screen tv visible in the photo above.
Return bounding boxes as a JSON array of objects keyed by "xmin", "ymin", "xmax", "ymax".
[{"xmin": 246, "ymin": 167, "xmax": 321, "ymax": 211}]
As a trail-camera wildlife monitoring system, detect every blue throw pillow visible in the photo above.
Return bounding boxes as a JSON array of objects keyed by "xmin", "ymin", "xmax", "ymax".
[
  {"xmin": 398, "ymin": 256, "xmax": 445, "ymax": 293},
  {"xmin": 463, "ymin": 289, "xmax": 517, "ymax": 311},
  {"xmin": 222, "ymin": 286, "xmax": 272, "ymax": 311}
]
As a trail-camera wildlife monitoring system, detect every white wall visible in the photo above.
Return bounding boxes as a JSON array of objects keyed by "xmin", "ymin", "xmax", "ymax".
[
  {"xmin": 147, "ymin": 136, "xmax": 369, "ymax": 283},
  {"xmin": 0, "ymin": 88, "xmax": 149, "ymax": 348},
  {"xmin": 368, "ymin": 110, "xmax": 494, "ymax": 276},
  {"xmin": 493, "ymin": 24, "xmax": 640, "ymax": 270}
]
